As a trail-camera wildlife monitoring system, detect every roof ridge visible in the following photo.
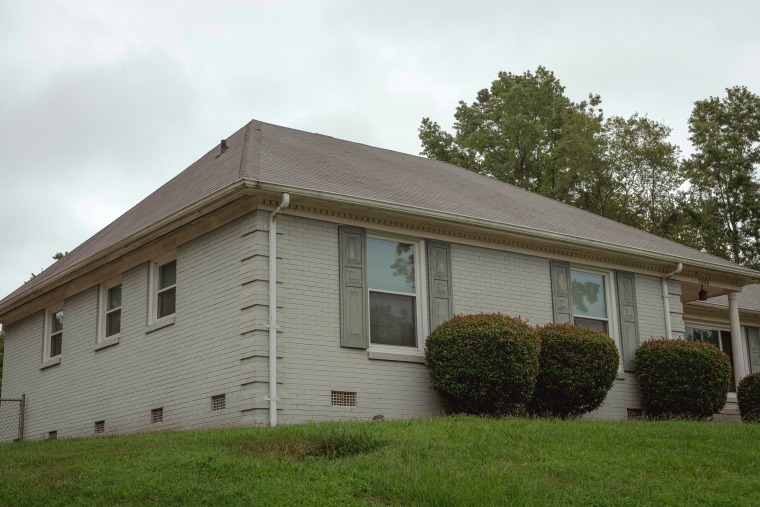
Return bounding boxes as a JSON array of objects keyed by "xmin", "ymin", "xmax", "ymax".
[{"xmin": 239, "ymin": 119, "xmax": 262, "ymax": 181}]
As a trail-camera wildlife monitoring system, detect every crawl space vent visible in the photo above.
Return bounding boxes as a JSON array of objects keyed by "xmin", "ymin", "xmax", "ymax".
[
  {"xmin": 151, "ymin": 408, "xmax": 164, "ymax": 423},
  {"xmin": 212, "ymin": 394, "xmax": 226, "ymax": 411},
  {"xmin": 48, "ymin": 431, "xmax": 58, "ymax": 440},
  {"xmin": 627, "ymin": 408, "xmax": 643, "ymax": 420},
  {"xmin": 94, "ymin": 420, "xmax": 105, "ymax": 435},
  {"xmin": 331, "ymin": 391, "xmax": 357, "ymax": 407}
]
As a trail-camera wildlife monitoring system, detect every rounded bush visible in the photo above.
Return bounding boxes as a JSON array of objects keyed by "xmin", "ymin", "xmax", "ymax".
[
  {"xmin": 528, "ymin": 323, "xmax": 619, "ymax": 418},
  {"xmin": 738, "ymin": 372, "xmax": 760, "ymax": 422},
  {"xmin": 424, "ymin": 313, "xmax": 540, "ymax": 416},
  {"xmin": 635, "ymin": 339, "xmax": 731, "ymax": 419}
]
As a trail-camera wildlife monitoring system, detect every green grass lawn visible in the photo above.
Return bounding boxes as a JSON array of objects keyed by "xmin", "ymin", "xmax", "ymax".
[{"xmin": 1, "ymin": 417, "xmax": 759, "ymax": 506}]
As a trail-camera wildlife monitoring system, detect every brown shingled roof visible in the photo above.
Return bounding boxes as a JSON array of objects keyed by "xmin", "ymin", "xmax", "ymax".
[{"xmin": 2, "ymin": 119, "xmax": 758, "ymax": 310}]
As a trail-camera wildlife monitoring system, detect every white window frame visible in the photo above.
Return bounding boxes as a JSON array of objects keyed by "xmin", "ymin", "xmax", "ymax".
[
  {"xmin": 148, "ymin": 252, "xmax": 177, "ymax": 325},
  {"xmin": 44, "ymin": 302, "xmax": 64, "ymax": 361},
  {"xmin": 570, "ymin": 266, "xmax": 621, "ymax": 368},
  {"xmin": 366, "ymin": 233, "xmax": 428, "ymax": 356},
  {"xmin": 98, "ymin": 276, "xmax": 123, "ymax": 343}
]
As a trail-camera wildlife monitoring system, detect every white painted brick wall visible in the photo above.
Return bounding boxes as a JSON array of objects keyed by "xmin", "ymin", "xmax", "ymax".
[
  {"xmin": 2, "ymin": 218, "xmax": 247, "ymax": 440},
  {"xmin": 451, "ymin": 243, "xmax": 554, "ymax": 326},
  {"xmin": 275, "ymin": 215, "xmax": 443, "ymax": 423},
  {"xmin": 1, "ymin": 211, "xmax": 692, "ymax": 439}
]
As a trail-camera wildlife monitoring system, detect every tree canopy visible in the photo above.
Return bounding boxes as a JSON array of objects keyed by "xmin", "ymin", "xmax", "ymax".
[
  {"xmin": 681, "ymin": 86, "xmax": 760, "ymax": 267},
  {"xmin": 420, "ymin": 69, "xmax": 760, "ymax": 266},
  {"xmin": 419, "ymin": 67, "xmax": 602, "ymax": 203}
]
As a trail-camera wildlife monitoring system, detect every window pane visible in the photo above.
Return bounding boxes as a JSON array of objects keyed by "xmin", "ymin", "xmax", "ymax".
[
  {"xmin": 158, "ymin": 287, "xmax": 176, "ymax": 319},
  {"xmin": 369, "ymin": 292, "xmax": 416, "ymax": 347},
  {"xmin": 52, "ymin": 310, "xmax": 64, "ymax": 333},
  {"xmin": 574, "ymin": 317, "xmax": 608, "ymax": 335},
  {"xmin": 686, "ymin": 327, "xmax": 720, "ymax": 348},
  {"xmin": 50, "ymin": 332, "xmax": 62, "ymax": 357},
  {"xmin": 571, "ymin": 271, "xmax": 607, "ymax": 318},
  {"xmin": 106, "ymin": 309, "xmax": 121, "ymax": 337},
  {"xmin": 107, "ymin": 284, "xmax": 122, "ymax": 311},
  {"xmin": 159, "ymin": 260, "xmax": 176, "ymax": 290},
  {"xmin": 367, "ymin": 238, "xmax": 415, "ymax": 293}
]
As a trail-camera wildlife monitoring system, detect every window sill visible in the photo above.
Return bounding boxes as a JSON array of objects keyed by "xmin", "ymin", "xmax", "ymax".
[
  {"xmin": 40, "ymin": 357, "xmax": 61, "ymax": 370},
  {"xmin": 95, "ymin": 336, "xmax": 120, "ymax": 351},
  {"xmin": 368, "ymin": 350, "xmax": 425, "ymax": 363},
  {"xmin": 146, "ymin": 316, "xmax": 175, "ymax": 334}
]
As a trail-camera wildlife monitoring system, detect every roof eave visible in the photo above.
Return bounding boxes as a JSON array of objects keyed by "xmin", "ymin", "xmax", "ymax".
[
  {"xmin": 252, "ymin": 180, "xmax": 760, "ymax": 282},
  {"xmin": 0, "ymin": 181, "xmax": 249, "ymax": 321}
]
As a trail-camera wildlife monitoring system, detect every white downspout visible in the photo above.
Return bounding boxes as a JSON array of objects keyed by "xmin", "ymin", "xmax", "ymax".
[
  {"xmin": 662, "ymin": 262, "xmax": 683, "ymax": 339},
  {"xmin": 268, "ymin": 193, "xmax": 290, "ymax": 427}
]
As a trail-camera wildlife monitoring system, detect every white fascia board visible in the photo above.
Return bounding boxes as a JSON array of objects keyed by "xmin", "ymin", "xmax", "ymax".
[{"xmin": 251, "ymin": 180, "xmax": 760, "ymax": 281}]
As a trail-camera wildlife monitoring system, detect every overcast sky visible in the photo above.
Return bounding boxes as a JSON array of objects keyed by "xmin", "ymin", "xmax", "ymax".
[{"xmin": 1, "ymin": 0, "xmax": 759, "ymax": 302}]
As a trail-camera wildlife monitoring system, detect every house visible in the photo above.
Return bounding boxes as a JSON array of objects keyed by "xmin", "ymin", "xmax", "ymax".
[{"xmin": 1, "ymin": 119, "xmax": 758, "ymax": 440}]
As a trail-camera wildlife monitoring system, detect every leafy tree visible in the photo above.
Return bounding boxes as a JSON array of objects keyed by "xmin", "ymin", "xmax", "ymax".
[
  {"xmin": 419, "ymin": 68, "xmax": 684, "ymax": 236},
  {"xmin": 577, "ymin": 114, "xmax": 684, "ymax": 237},
  {"xmin": 682, "ymin": 86, "xmax": 760, "ymax": 267},
  {"xmin": 419, "ymin": 66, "xmax": 603, "ymax": 203}
]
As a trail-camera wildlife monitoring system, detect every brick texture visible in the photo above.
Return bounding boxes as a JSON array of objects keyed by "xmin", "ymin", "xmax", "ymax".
[{"xmin": 0, "ymin": 212, "xmax": 726, "ymax": 440}]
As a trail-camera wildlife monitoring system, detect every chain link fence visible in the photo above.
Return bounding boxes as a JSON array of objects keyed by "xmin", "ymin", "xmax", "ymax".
[{"xmin": 0, "ymin": 395, "xmax": 25, "ymax": 442}]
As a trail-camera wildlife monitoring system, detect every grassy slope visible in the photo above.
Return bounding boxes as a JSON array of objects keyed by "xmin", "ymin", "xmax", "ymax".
[{"xmin": 1, "ymin": 417, "xmax": 759, "ymax": 506}]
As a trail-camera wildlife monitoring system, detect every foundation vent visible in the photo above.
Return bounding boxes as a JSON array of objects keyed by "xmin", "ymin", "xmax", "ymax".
[
  {"xmin": 95, "ymin": 420, "xmax": 105, "ymax": 435},
  {"xmin": 212, "ymin": 394, "xmax": 226, "ymax": 411},
  {"xmin": 48, "ymin": 431, "xmax": 58, "ymax": 440},
  {"xmin": 331, "ymin": 391, "xmax": 357, "ymax": 407},
  {"xmin": 151, "ymin": 408, "xmax": 164, "ymax": 423},
  {"xmin": 627, "ymin": 408, "xmax": 643, "ymax": 420}
]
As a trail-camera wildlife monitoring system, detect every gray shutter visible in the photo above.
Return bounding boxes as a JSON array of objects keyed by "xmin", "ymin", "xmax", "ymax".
[
  {"xmin": 747, "ymin": 327, "xmax": 760, "ymax": 374},
  {"xmin": 339, "ymin": 226, "xmax": 368, "ymax": 349},
  {"xmin": 427, "ymin": 241, "xmax": 453, "ymax": 330},
  {"xmin": 550, "ymin": 261, "xmax": 573, "ymax": 324},
  {"xmin": 616, "ymin": 271, "xmax": 640, "ymax": 372}
]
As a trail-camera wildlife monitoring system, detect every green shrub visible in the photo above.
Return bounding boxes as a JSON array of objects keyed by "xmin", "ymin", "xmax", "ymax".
[
  {"xmin": 635, "ymin": 339, "xmax": 731, "ymax": 419},
  {"xmin": 424, "ymin": 313, "xmax": 540, "ymax": 416},
  {"xmin": 738, "ymin": 372, "xmax": 760, "ymax": 422},
  {"xmin": 528, "ymin": 323, "xmax": 619, "ymax": 418}
]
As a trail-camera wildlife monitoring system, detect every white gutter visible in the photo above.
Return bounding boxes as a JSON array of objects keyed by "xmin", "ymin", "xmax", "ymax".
[
  {"xmin": 662, "ymin": 262, "xmax": 683, "ymax": 339},
  {"xmin": 267, "ymin": 192, "xmax": 290, "ymax": 427},
  {"xmin": 248, "ymin": 181, "xmax": 760, "ymax": 280}
]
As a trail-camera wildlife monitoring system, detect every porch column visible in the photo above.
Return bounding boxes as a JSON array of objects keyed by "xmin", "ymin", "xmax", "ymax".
[{"xmin": 728, "ymin": 292, "xmax": 747, "ymax": 383}]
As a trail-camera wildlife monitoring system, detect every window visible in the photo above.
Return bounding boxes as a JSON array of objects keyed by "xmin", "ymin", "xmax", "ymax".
[
  {"xmin": 157, "ymin": 260, "xmax": 176, "ymax": 319},
  {"xmin": 570, "ymin": 269, "xmax": 610, "ymax": 334},
  {"xmin": 45, "ymin": 304, "xmax": 64, "ymax": 360},
  {"xmin": 366, "ymin": 236, "xmax": 425, "ymax": 350},
  {"xmin": 747, "ymin": 327, "xmax": 760, "ymax": 374},
  {"xmin": 149, "ymin": 254, "xmax": 177, "ymax": 323},
  {"xmin": 99, "ymin": 278, "xmax": 122, "ymax": 341},
  {"xmin": 339, "ymin": 227, "xmax": 449, "ymax": 353},
  {"xmin": 685, "ymin": 326, "xmax": 736, "ymax": 392}
]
